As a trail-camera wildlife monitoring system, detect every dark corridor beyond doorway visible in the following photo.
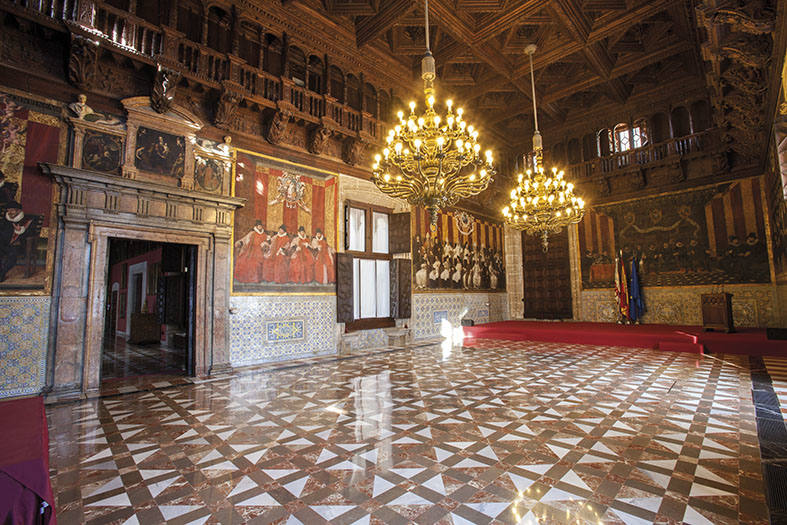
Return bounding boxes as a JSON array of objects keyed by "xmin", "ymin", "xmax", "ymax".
[{"xmin": 102, "ymin": 238, "xmax": 196, "ymax": 380}]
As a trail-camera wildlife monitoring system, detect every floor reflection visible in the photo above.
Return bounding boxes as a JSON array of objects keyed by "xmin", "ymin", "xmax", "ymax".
[{"xmin": 47, "ymin": 340, "xmax": 777, "ymax": 524}]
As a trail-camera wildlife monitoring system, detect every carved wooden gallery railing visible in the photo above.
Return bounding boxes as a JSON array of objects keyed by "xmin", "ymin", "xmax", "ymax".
[
  {"xmin": 565, "ymin": 131, "xmax": 713, "ymax": 180},
  {"xmin": 4, "ymin": 0, "xmax": 384, "ymax": 141}
]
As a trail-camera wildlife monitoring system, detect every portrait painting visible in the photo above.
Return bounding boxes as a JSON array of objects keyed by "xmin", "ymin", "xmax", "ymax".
[
  {"xmin": 82, "ymin": 130, "xmax": 122, "ymax": 174},
  {"xmin": 134, "ymin": 127, "xmax": 184, "ymax": 178},
  {"xmin": 579, "ymin": 177, "xmax": 771, "ymax": 288},
  {"xmin": 411, "ymin": 207, "xmax": 506, "ymax": 292},
  {"xmin": 194, "ymin": 156, "xmax": 223, "ymax": 193},
  {"xmin": 232, "ymin": 151, "xmax": 338, "ymax": 294},
  {"xmin": 0, "ymin": 91, "xmax": 63, "ymax": 293}
]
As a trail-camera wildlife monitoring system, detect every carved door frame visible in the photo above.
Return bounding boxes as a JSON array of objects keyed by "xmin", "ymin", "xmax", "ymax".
[{"xmin": 42, "ymin": 164, "xmax": 244, "ymax": 400}]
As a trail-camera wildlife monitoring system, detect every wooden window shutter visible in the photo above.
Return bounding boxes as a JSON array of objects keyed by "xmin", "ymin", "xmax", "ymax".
[
  {"xmin": 389, "ymin": 212, "xmax": 411, "ymax": 254},
  {"xmin": 389, "ymin": 258, "xmax": 411, "ymax": 319},
  {"xmin": 336, "ymin": 253, "xmax": 354, "ymax": 323}
]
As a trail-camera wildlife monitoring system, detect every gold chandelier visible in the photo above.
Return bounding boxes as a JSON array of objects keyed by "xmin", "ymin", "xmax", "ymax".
[
  {"xmin": 371, "ymin": 0, "xmax": 495, "ymax": 224},
  {"xmin": 502, "ymin": 45, "xmax": 586, "ymax": 251}
]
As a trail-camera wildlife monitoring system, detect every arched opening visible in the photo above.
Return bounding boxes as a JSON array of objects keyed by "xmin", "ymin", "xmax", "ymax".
[
  {"xmin": 363, "ymin": 83, "xmax": 377, "ymax": 117},
  {"xmin": 288, "ymin": 45, "xmax": 306, "ymax": 87},
  {"xmin": 238, "ymin": 20, "xmax": 262, "ymax": 68},
  {"xmin": 346, "ymin": 74, "xmax": 361, "ymax": 111},
  {"xmin": 582, "ymin": 133, "xmax": 596, "ymax": 161},
  {"xmin": 206, "ymin": 6, "xmax": 231, "ymax": 53},
  {"xmin": 176, "ymin": 0, "xmax": 202, "ymax": 43},
  {"xmin": 649, "ymin": 112, "xmax": 670, "ymax": 143},
  {"xmin": 307, "ymin": 55, "xmax": 324, "ymax": 93},
  {"xmin": 597, "ymin": 128, "xmax": 612, "ymax": 156},
  {"xmin": 136, "ymin": 0, "xmax": 168, "ymax": 25},
  {"xmin": 329, "ymin": 65, "xmax": 344, "ymax": 102},
  {"xmin": 690, "ymin": 100, "xmax": 712, "ymax": 132},
  {"xmin": 567, "ymin": 138, "xmax": 581, "ymax": 164},
  {"xmin": 378, "ymin": 91, "xmax": 391, "ymax": 122},
  {"xmin": 670, "ymin": 106, "xmax": 691, "ymax": 137},
  {"xmin": 552, "ymin": 142, "xmax": 566, "ymax": 165},
  {"xmin": 263, "ymin": 34, "xmax": 283, "ymax": 76}
]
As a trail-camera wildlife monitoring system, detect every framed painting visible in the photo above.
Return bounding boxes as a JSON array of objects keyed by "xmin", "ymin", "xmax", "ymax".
[
  {"xmin": 134, "ymin": 127, "xmax": 184, "ymax": 178},
  {"xmin": 232, "ymin": 150, "xmax": 338, "ymax": 294},
  {"xmin": 0, "ymin": 89, "xmax": 66, "ymax": 295},
  {"xmin": 82, "ymin": 130, "xmax": 123, "ymax": 174},
  {"xmin": 411, "ymin": 207, "xmax": 506, "ymax": 292}
]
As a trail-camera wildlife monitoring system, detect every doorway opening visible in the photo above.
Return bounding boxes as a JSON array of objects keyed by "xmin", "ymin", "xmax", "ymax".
[{"xmin": 102, "ymin": 238, "xmax": 197, "ymax": 380}]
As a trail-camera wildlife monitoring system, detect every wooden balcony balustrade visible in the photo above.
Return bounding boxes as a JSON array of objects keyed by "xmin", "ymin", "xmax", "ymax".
[
  {"xmin": 564, "ymin": 131, "xmax": 713, "ymax": 180},
  {"xmin": 4, "ymin": 0, "xmax": 387, "ymax": 142}
]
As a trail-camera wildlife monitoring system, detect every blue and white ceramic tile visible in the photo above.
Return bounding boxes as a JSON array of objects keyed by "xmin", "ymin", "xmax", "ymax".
[
  {"xmin": 229, "ymin": 295, "xmax": 337, "ymax": 366},
  {"xmin": 411, "ymin": 293, "xmax": 508, "ymax": 340},
  {"xmin": 0, "ymin": 296, "xmax": 50, "ymax": 398}
]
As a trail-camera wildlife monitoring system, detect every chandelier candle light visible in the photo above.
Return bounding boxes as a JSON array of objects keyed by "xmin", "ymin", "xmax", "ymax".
[
  {"xmin": 371, "ymin": 0, "xmax": 496, "ymax": 225},
  {"xmin": 502, "ymin": 45, "xmax": 586, "ymax": 251}
]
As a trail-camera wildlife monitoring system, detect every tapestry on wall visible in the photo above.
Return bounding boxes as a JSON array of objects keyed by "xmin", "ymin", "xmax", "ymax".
[
  {"xmin": 232, "ymin": 151, "xmax": 337, "ymax": 293},
  {"xmin": 579, "ymin": 177, "xmax": 770, "ymax": 288},
  {"xmin": 411, "ymin": 207, "xmax": 505, "ymax": 292},
  {"xmin": 0, "ymin": 91, "xmax": 64, "ymax": 293}
]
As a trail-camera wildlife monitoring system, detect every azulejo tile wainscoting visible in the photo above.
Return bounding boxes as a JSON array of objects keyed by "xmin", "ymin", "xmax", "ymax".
[
  {"xmin": 411, "ymin": 292, "xmax": 508, "ymax": 340},
  {"xmin": 0, "ymin": 296, "xmax": 50, "ymax": 398},
  {"xmin": 579, "ymin": 283, "xmax": 782, "ymax": 327},
  {"xmin": 229, "ymin": 295, "xmax": 338, "ymax": 367}
]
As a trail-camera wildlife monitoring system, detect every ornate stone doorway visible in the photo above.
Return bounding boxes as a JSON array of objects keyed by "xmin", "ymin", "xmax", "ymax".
[{"xmin": 42, "ymin": 164, "xmax": 244, "ymax": 400}]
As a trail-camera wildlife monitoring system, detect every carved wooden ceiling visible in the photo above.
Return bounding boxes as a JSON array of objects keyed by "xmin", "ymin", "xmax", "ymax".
[{"xmin": 287, "ymin": 0, "xmax": 710, "ymax": 148}]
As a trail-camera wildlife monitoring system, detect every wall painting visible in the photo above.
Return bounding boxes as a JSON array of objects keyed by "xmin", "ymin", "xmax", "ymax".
[
  {"xmin": 0, "ymin": 90, "xmax": 64, "ymax": 294},
  {"xmin": 232, "ymin": 151, "xmax": 337, "ymax": 294},
  {"xmin": 134, "ymin": 126, "xmax": 184, "ymax": 178},
  {"xmin": 412, "ymin": 207, "xmax": 506, "ymax": 292},
  {"xmin": 579, "ymin": 177, "xmax": 770, "ymax": 288}
]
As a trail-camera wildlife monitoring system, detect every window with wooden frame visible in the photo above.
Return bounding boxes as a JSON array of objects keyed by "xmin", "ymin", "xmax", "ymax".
[{"xmin": 342, "ymin": 200, "xmax": 393, "ymax": 331}]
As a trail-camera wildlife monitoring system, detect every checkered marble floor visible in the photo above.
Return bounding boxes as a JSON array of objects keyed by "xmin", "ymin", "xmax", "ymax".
[
  {"xmin": 763, "ymin": 357, "xmax": 787, "ymax": 418},
  {"xmin": 48, "ymin": 341, "xmax": 772, "ymax": 524}
]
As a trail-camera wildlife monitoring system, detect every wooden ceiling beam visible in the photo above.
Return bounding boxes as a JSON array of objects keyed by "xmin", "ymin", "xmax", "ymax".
[
  {"xmin": 473, "ymin": 0, "xmax": 550, "ymax": 43},
  {"xmin": 355, "ymin": 0, "xmax": 415, "ymax": 47},
  {"xmin": 586, "ymin": 0, "xmax": 683, "ymax": 44}
]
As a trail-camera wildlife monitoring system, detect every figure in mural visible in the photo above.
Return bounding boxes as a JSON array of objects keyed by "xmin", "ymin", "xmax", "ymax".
[
  {"xmin": 579, "ymin": 180, "xmax": 771, "ymax": 288},
  {"xmin": 232, "ymin": 152, "xmax": 337, "ymax": 292},
  {"xmin": 134, "ymin": 128, "xmax": 185, "ymax": 178},
  {"xmin": 311, "ymin": 228, "xmax": 335, "ymax": 284},
  {"xmin": 233, "ymin": 220, "xmax": 270, "ymax": 283},
  {"xmin": 269, "ymin": 224, "xmax": 292, "ymax": 284},
  {"xmin": 289, "ymin": 226, "xmax": 315, "ymax": 284},
  {"xmin": 195, "ymin": 157, "xmax": 222, "ymax": 192},
  {"xmin": 0, "ymin": 201, "xmax": 35, "ymax": 282},
  {"xmin": 0, "ymin": 170, "xmax": 19, "ymax": 207}
]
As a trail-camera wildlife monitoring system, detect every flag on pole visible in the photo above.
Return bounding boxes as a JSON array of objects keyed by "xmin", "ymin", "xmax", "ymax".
[
  {"xmin": 629, "ymin": 255, "xmax": 645, "ymax": 323},
  {"xmin": 614, "ymin": 251, "xmax": 629, "ymax": 321}
]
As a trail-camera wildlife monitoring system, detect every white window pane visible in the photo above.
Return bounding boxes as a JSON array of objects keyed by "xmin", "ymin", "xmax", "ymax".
[
  {"xmin": 359, "ymin": 259, "xmax": 376, "ymax": 318},
  {"xmin": 353, "ymin": 258, "xmax": 360, "ymax": 320},
  {"xmin": 348, "ymin": 207, "xmax": 365, "ymax": 251},
  {"xmin": 372, "ymin": 212, "xmax": 389, "ymax": 254},
  {"xmin": 376, "ymin": 260, "xmax": 390, "ymax": 318}
]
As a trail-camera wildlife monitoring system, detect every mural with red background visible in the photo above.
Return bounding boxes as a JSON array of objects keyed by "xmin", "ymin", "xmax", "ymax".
[{"xmin": 0, "ymin": 92, "xmax": 63, "ymax": 293}]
